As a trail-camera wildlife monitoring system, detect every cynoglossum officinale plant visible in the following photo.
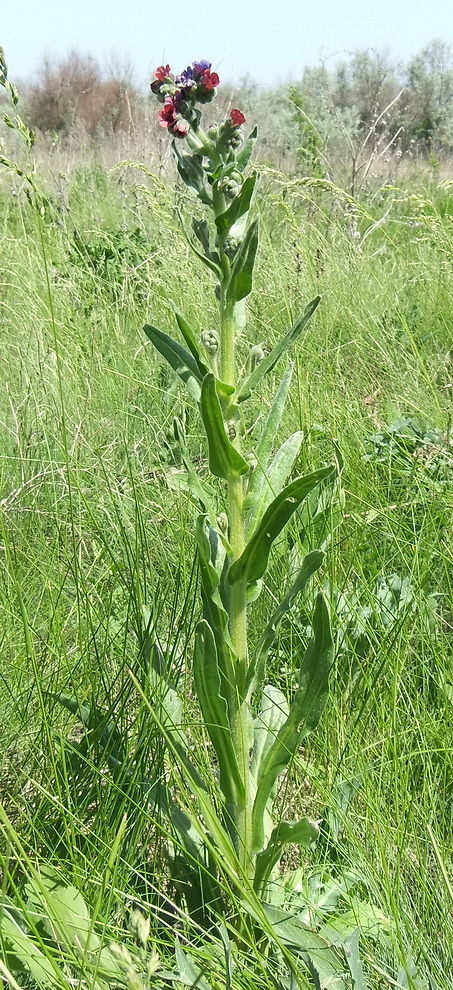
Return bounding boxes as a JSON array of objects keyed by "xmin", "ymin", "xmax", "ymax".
[{"xmin": 145, "ymin": 58, "xmax": 341, "ymax": 913}]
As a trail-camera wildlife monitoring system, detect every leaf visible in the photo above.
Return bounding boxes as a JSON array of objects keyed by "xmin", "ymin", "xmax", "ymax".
[
  {"xmin": 251, "ymin": 685, "xmax": 288, "ymax": 793},
  {"xmin": 193, "ymin": 620, "xmax": 244, "ymax": 805},
  {"xmin": 200, "ymin": 374, "xmax": 249, "ymax": 479},
  {"xmin": 236, "ymin": 126, "xmax": 258, "ymax": 171},
  {"xmin": 192, "ymin": 217, "xmax": 221, "ymax": 267},
  {"xmin": 251, "ymin": 594, "xmax": 333, "ymax": 852},
  {"xmin": 244, "ymin": 364, "xmax": 294, "ymax": 514},
  {"xmin": 261, "ymin": 903, "xmax": 350, "ymax": 990},
  {"xmin": 171, "ymin": 305, "xmax": 209, "ymax": 376},
  {"xmin": 173, "ymin": 144, "xmax": 211, "ymax": 205},
  {"xmin": 246, "ymin": 550, "xmax": 325, "ymax": 696},
  {"xmin": 25, "ymin": 866, "xmax": 99, "ymax": 953},
  {"xmin": 254, "ymin": 818, "xmax": 320, "ymax": 893},
  {"xmin": 228, "ymin": 466, "xmax": 334, "ymax": 586},
  {"xmin": 195, "ymin": 514, "xmax": 235, "ymax": 700},
  {"xmin": 0, "ymin": 908, "xmax": 59, "ymax": 986},
  {"xmin": 245, "ymin": 431, "xmax": 304, "ymax": 539},
  {"xmin": 144, "ymin": 324, "xmax": 203, "ymax": 402},
  {"xmin": 172, "ymin": 417, "xmax": 222, "ymax": 538},
  {"xmin": 45, "ymin": 693, "xmax": 125, "ymax": 769},
  {"xmin": 227, "ymin": 219, "xmax": 259, "ymax": 304},
  {"xmin": 177, "ymin": 208, "xmax": 221, "ymax": 275},
  {"xmin": 215, "ymin": 174, "xmax": 257, "ymax": 233},
  {"xmin": 237, "ymin": 296, "xmax": 321, "ymax": 402}
]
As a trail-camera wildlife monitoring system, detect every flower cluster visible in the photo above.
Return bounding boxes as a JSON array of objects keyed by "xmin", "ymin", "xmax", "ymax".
[
  {"xmin": 151, "ymin": 60, "xmax": 220, "ymax": 137},
  {"xmin": 150, "ymin": 60, "xmax": 246, "ymax": 141}
]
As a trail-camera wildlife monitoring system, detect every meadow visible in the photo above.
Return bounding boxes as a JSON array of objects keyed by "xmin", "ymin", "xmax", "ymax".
[{"xmin": 0, "ymin": 93, "xmax": 453, "ymax": 990}]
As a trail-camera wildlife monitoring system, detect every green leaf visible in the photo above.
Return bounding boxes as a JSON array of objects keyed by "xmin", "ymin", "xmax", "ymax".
[
  {"xmin": 193, "ymin": 620, "xmax": 244, "ymax": 805},
  {"xmin": 227, "ymin": 219, "xmax": 259, "ymax": 304},
  {"xmin": 172, "ymin": 417, "xmax": 219, "ymax": 523},
  {"xmin": 251, "ymin": 594, "xmax": 333, "ymax": 852},
  {"xmin": 144, "ymin": 324, "xmax": 203, "ymax": 402},
  {"xmin": 237, "ymin": 295, "xmax": 321, "ymax": 402},
  {"xmin": 173, "ymin": 145, "xmax": 211, "ymax": 205},
  {"xmin": 245, "ymin": 431, "xmax": 304, "ymax": 539},
  {"xmin": 171, "ymin": 306, "xmax": 209, "ymax": 376},
  {"xmin": 244, "ymin": 364, "xmax": 294, "ymax": 514},
  {"xmin": 177, "ymin": 208, "xmax": 221, "ymax": 275},
  {"xmin": 254, "ymin": 817, "xmax": 320, "ymax": 893},
  {"xmin": 236, "ymin": 126, "xmax": 258, "ymax": 171},
  {"xmin": 195, "ymin": 514, "xmax": 235, "ymax": 698},
  {"xmin": 247, "ymin": 549, "xmax": 325, "ymax": 696},
  {"xmin": 261, "ymin": 903, "xmax": 350, "ymax": 990},
  {"xmin": 200, "ymin": 374, "xmax": 249, "ymax": 479},
  {"xmin": 215, "ymin": 174, "xmax": 257, "ymax": 233},
  {"xmin": 0, "ymin": 908, "xmax": 59, "ymax": 986},
  {"xmin": 25, "ymin": 866, "xmax": 99, "ymax": 954},
  {"xmin": 192, "ymin": 217, "xmax": 221, "ymax": 267},
  {"xmin": 228, "ymin": 466, "xmax": 334, "ymax": 586}
]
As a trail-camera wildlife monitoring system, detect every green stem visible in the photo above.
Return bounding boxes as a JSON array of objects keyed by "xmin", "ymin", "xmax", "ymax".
[{"xmin": 212, "ymin": 177, "xmax": 254, "ymax": 876}]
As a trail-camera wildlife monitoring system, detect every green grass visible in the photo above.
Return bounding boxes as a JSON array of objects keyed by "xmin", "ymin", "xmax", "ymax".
[{"xmin": 1, "ymin": 159, "xmax": 452, "ymax": 988}]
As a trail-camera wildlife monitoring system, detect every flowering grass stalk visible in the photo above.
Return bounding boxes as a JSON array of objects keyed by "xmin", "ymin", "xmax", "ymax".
[{"xmin": 145, "ymin": 59, "xmax": 339, "ymax": 916}]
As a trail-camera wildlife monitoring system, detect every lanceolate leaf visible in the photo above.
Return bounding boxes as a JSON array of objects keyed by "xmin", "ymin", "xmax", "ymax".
[
  {"xmin": 172, "ymin": 306, "xmax": 209, "ymax": 376},
  {"xmin": 237, "ymin": 295, "xmax": 321, "ymax": 402},
  {"xmin": 215, "ymin": 174, "xmax": 257, "ymax": 233},
  {"xmin": 251, "ymin": 594, "xmax": 333, "ymax": 852},
  {"xmin": 173, "ymin": 144, "xmax": 211, "ymax": 205},
  {"xmin": 195, "ymin": 514, "xmax": 235, "ymax": 701},
  {"xmin": 236, "ymin": 126, "xmax": 258, "ymax": 171},
  {"xmin": 245, "ymin": 431, "xmax": 304, "ymax": 538},
  {"xmin": 228, "ymin": 466, "xmax": 334, "ymax": 586},
  {"xmin": 192, "ymin": 217, "xmax": 221, "ymax": 267},
  {"xmin": 244, "ymin": 364, "xmax": 294, "ymax": 514},
  {"xmin": 193, "ymin": 620, "xmax": 244, "ymax": 805},
  {"xmin": 227, "ymin": 219, "xmax": 259, "ymax": 305},
  {"xmin": 200, "ymin": 374, "xmax": 249, "ymax": 479},
  {"xmin": 144, "ymin": 324, "xmax": 202, "ymax": 402},
  {"xmin": 246, "ymin": 549, "xmax": 325, "ymax": 696}
]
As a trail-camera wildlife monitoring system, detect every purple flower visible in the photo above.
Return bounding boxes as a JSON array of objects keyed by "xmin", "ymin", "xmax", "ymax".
[
  {"xmin": 192, "ymin": 60, "xmax": 211, "ymax": 78},
  {"xmin": 175, "ymin": 65, "xmax": 194, "ymax": 87}
]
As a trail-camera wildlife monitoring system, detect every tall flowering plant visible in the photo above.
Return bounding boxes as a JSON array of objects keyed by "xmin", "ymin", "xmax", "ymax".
[{"xmin": 145, "ymin": 59, "xmax": 340, "ymax": 940}]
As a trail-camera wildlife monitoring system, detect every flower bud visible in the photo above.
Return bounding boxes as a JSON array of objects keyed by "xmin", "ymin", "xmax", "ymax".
[
  {"xmin": 216, "ymin": 512, "xmax": 228, "ymax": 533},
  {"xmin": 201, "ymin": 329, "xmax": 219, "ymax": 355},
  {"xmin": 223, "ymin": 234, "xmax": 241, "ymax": 257},
  {"xmin": 246, "ymin": 452, "xmax": 257, "ymax": 471}
]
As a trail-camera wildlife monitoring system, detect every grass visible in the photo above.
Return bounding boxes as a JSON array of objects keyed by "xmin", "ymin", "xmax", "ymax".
[{"xmin": 0, "ymin": 156, "xmax": 452, "ymax": 988}]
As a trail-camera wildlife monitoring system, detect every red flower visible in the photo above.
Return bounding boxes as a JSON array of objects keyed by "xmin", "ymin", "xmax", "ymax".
[
  {"xmin": 171, "ymin": 119, "xmax": 189, "ymax": 138},
  {"xmin": 201, "ymin": 69, "xmax": 219, "ymax": 91},
  {"xmin": 230, "ymin": 108, "xmax": 246, "ymax": 127},
  {"xmin": 158, "ymin": 96, "xmax": 177, "ymax": 128},
  {"xmin": 154, "ymin": 64, "xmax": 171, "ymax": 82}
]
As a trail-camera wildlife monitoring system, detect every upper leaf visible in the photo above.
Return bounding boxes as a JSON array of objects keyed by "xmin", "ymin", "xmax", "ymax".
[
  {"xmin": 227, "ymin": 219, "xmax": 259, "ymax": 305},
  {"xmin": 200, "ymin": 374, "xmax": 249, "ymax": 479},
  {"xmin": 228, "ymin": 466, "xmax": 334, "ymax": 586},
  {"xmin": 236, "ymin": 296, "xmax": 321, "ymax": 402},
  {"xmin": 215, "ymin": 174, "xmax": 257, "ymax": 233},
  {"xmin": 144, "ymin": 324, "xmax": 203, "ymax": 402}
]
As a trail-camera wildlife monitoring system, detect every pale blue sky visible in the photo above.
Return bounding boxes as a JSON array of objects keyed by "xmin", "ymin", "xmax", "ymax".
[{"xmin": 3, "ymin": 0, "xmax": 452, "ymax": 88}]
